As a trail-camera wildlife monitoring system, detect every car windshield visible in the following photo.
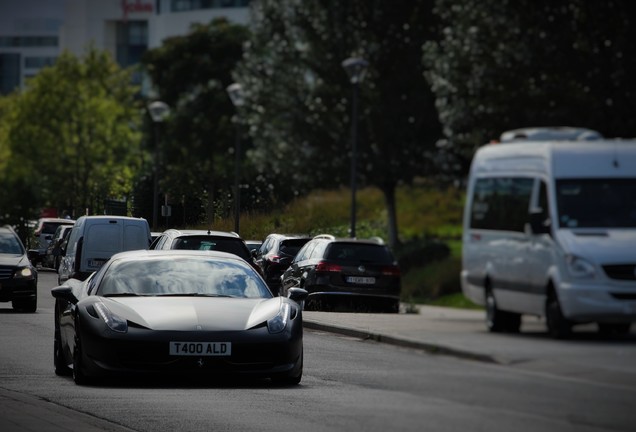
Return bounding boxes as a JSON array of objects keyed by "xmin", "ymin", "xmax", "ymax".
[
  {"xmin": 98, "ymin": 256, "xmax": 271, "ymax": 298},
  {"xmin": 556, "ymin": 178, "xmax": 636, "ymax": 228},
  {"xmin": 172, "ymin": 236, "xmax": 251, "ymax": 260},
  {"xmin": 325, "ymin": 243, "xmax": 394, "ymax": 263},
  {"xmin": 0, "ymin": 232, "xmax": 23, "ymax": 255}
]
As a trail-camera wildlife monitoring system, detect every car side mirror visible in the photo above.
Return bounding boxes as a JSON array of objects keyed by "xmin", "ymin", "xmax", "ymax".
[
  {"xmin": 51, "ymin": 286, "xmax": 79, "ymax": 305},
  {"xmin": 529, "ymin": 210, "xmax": 551, "ymax": 235},
  {"xmin": 287, "ymin": 287, "xmax": 308, "ymax": 304}
]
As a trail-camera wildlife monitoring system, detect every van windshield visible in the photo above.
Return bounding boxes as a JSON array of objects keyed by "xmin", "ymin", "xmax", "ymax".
[{"xmin": 556, "ymin": 178, "xmax": 636, "ymax": 228}]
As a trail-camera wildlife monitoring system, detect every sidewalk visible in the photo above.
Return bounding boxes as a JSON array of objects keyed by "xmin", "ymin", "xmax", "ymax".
[
  {"xmin": 303, "ymin": 305, "xmax": 504, "ymax": 362},
  {"xmin": 302, "ymin": 304, "xmax": 571, "ymax": 365}
]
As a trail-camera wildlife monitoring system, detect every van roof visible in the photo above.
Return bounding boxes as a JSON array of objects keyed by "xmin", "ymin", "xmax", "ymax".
[
  {"xmin": 472, "ymin": 140, "xmax": 636, "ymax": 179},
  {"xmin": 499, "ymin": 127, "xmax": 603, "ymax": 143}
]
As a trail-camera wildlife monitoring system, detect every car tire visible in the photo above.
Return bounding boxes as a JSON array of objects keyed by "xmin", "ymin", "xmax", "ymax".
[
  {"xmin": 54, "ymin": 338, "xmax": 71, "ymax": 376},
  {"xmin": 73, "ymin": 332, "xmax": 90, "ymax": 385},
  {"xmin": 546, "ymin": 293, "xmax": 571, "ymax": 339},
  {"xmin": 12, "ymin": 296, "xmax": 37, "ymax": 313}
]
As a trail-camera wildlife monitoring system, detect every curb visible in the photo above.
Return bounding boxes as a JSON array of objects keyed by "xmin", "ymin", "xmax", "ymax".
[{"xmin": 303, "ymin": 320, "xmax": 499, "ymax": 364}]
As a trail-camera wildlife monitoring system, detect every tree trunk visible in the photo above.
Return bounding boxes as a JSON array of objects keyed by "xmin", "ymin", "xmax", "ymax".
[{"xmin": 380, "ymin": 183, "xmax": 400, "ymax": 249}]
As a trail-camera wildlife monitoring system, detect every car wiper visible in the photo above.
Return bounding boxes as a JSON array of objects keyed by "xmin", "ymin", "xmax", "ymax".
[{"xmin": 103, "ymin": 293, "xmax": 144, "ymax": 297}]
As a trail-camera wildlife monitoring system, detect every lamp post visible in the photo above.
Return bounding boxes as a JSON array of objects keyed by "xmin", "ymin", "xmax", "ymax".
[
  {"xmin": 147, "ymin": 100, "xmax": 170, "ymax": 231},
  {"xmin": 226, "ymin": 83, "xmax": 245, "ymax": 235},
  {"xmin": 341, "ymin": 57, "xmax": 368, "ymax": 239}
]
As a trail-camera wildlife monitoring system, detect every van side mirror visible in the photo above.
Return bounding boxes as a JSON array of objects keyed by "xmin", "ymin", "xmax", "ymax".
[{"xmin": 529, "ymin": 210, "xmax": 551, "ymax": 235}]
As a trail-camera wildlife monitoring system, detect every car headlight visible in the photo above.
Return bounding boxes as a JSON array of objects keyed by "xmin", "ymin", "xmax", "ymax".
[
  {"xmin": 14, "ymin": 267, "xmax": 34, "ymax": 279},
  {"xmin": 93, "ymin": 302, "xmax": 128, "ymax": 333},
  {"xmin": 267, "ymin": 302, "xmax": 290, "ymax": 334},
  {"xmin": 565, "ymin": 255, "xmax": 596, "ymax": 279}
]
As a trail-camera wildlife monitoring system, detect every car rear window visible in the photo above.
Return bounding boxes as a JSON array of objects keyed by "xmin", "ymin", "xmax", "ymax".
[
  {"xmin": 173, "ymin": 236, "xmax": 251, "ymax": 260},
  {"xmin": 325, "ymin": 243, "xmax": 394, "ymax": 263},
  {"xmin": 280, "ymin": 239, "xmax": 310, "ymax": 255}
]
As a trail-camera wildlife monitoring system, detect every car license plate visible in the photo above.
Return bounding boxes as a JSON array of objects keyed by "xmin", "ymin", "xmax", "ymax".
[
  {"xmin": 88, "ymin": 258, "xmax": 108, "ymax": 269},
  {"xmin": 346, "ymin": 276, "xmax": 376, "ymax": 284},
  {"xmin": 169, "ymin": 342, "xmax": 231, "ymax": 356}
]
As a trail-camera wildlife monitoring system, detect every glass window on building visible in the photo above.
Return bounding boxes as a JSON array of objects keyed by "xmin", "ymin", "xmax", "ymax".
[
  {"xmin": 116, "ymin": 20, "xmax": 148, "ymax": 83},
  {"xmin": 0, "ymin": 36, "xmax": 58, "ymax": 47},
  {"xmin": 24, "ymin": 56, "xmax": 56, "ymax": 69},
  {"xmin": 0, "ymin": 53, "xmax": 21, "ymax": 95},
  {"xmin": 171, "ymin": 0, "xmax": 250, "ymax": 12}
]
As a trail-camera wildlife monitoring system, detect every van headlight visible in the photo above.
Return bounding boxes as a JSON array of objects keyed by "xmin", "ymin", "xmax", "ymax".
[{"xmin": 565, "ymin": 255, "xmax": 596, "ymax": 279}]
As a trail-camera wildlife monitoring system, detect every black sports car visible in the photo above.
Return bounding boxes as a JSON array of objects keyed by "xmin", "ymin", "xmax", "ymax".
[{"xmin": 52, "ymin": 249, "xmax": 308, "ymax": 385}]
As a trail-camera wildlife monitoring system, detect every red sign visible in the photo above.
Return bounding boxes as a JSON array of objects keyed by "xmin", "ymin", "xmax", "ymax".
[{"xmin": 122, "ymin": 0, "xmax": 153, "ymax": 21}]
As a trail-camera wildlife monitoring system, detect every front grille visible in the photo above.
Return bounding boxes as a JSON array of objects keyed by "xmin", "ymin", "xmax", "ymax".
[
  {"xmin": 0, "ymin": 267, "xmax": 14, "ymax": 280},
  {"xmin": 603, "ymin": 264, "xmax": 636, "ymax": 281},
  {"xmin": 110, "ymin": 340, "xmax": 291, "ymax": 372}
]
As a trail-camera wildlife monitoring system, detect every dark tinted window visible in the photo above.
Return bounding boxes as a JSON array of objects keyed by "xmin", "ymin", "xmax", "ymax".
[
  {"xmin": 279, "ymin": 239, "xmax": 310, "ymax": 255},
  {"xmin": 172, "ymin": 236, "xmax": 251, "ymax": 260},
  {"xmin": 556, "ymin": 178, "xmax": 636, "ymax": 228},
  {"xmin": 42, "ymin": 222, "xmax": 68, "ymax": 235},
  {"xmin": 470, "ymin": 177, "xmax": 534, "ymax": 232},
  {"xmin": 325, "ymin": 243, "xmax": 394, "ymax": 263}
]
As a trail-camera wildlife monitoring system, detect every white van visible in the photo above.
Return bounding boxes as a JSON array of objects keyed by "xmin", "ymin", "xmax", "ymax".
[
  {"xmin": 461, "ymin": 127, "xmax": 636, "ymax": 338},
  {"xmin": 58, "ymin": 216, "xmax": 151, "ymax": 283}
]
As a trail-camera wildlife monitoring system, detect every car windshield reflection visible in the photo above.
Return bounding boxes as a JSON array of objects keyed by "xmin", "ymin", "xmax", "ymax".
[{"xmin": 97, "ymin": 257, "xmax": 271, "ymax": 299}]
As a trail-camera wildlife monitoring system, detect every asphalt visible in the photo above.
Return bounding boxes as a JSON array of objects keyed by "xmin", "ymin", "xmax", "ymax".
[{"xmin": 0, "ymin": 304, "xmax": 538, "ymax": 431}]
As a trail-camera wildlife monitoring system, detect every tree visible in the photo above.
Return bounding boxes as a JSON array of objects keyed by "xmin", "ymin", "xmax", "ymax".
[
  {"xmin": 423, "ymin": 0, "xmax": 636, "ymax": 165},
  {"xmin": 141, "ymin": 18, "xmax": 251, "ymax": 226},
  {"xmin": 0, "ymin": 47, "xmax": 142, "ymax": 222},
  {"xmin": 234, "ymin": 0, "xmax": 442, "ymax": 247}
]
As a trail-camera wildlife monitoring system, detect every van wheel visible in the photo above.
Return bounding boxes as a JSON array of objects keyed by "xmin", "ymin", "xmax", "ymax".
[
  {"xmin": 546, "ymin": 294, "xmax": 571, "ymax": 339},
  {"xmin": 485, "ymin": 288, "xmax": 520, "ymax": 333}
]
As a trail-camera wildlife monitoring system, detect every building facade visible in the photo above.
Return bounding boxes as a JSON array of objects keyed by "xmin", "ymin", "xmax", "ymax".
[{"xmin": 0, "ymin": 0, "xmax": 251, "ymax": 95}]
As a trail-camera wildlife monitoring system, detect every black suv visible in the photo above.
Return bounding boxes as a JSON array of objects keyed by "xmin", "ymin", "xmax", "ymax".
[
  {"xmin": 0, "ymin": 225, "xmax": 38, "ymax": 312},
  {"xmin": 281, "ymin": 235, "xmax": 401, "ymax": 312},
  {"xmin": 254, "ymin": 234, "xmax": 311, "ymax": 295}
]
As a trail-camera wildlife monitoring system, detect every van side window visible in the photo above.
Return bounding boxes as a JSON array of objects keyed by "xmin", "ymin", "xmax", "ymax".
[
  {"xmin": 470, "ymin": 177, "xmax": 534, "ymax": 232},
  {"xmin": 537, "ymin": 180, "xmax": 549, "ymax": 217}
]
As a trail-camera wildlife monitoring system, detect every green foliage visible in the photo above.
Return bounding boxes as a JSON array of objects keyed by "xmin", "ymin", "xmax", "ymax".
[
  {"xmin": 423, "ymin": 0, "xmax": 636, "ymax": 165},
  {"xmin": 141, "ymin": 18, "xmax": 251, "ymax": 225},
  {"xmin": 235, "ymin": 0, "xmax": 443, "ymax": 246},
  {"xmin": 0, "ymin": 47, "xmax": 142, "ymax": 221}
]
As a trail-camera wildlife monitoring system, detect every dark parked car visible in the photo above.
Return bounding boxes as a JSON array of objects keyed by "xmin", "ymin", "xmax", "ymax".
[
  {"xmin": 0, "ymin": 225, "xmax": 38, "ymax": 312},
  {"xmin": 29, "ymin": 217, "xmax": 75, "ymax": 267},
  {"xmin": 52, "ymin": 250, "xmax": 307, "ymax": 385},
  {"xmin": 43, "ymin": 225, "xmax": 72, "ymax": 271},
  {"xmin": 150, "ymin": 229, "xmax": 262, "ymax": 275},
  {"xmin": 255, "ymin": 234, "xmax": 311, "ymax": 295},
  {"xmin": 281, "ymin": 234, "xmax": 401, "ymax": 312}
]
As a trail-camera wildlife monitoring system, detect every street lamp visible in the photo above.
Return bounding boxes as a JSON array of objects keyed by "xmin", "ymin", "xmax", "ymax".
[
  {"xmin": 341, "ymin": 57, "xmax": 368, "ymax": 238},
  {"xmin": 147, "ymin": 100, "xmax": 170, "ymax": 231},
  {"xmin": 226, "ymin": 83, "xmax": 245, "ymax": 235}
]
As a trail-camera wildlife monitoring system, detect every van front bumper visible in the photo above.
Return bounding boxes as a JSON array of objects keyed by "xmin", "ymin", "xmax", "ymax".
[{"xmin": 559, "ymin": 282, "xmax": 636, "ymax": 323}]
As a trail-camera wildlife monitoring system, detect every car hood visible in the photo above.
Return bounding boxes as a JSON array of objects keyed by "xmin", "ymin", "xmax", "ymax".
[
  {"xmin": 102, "ymin": 296, "xmax": 283, "ymax": 331},
  {"xmin": 556, "ymin": 229, "xmax": 636, "ymax": 264},
  {"xmin": 0, "ymin": 254, "xmax": 29, "ymax": 267}
]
